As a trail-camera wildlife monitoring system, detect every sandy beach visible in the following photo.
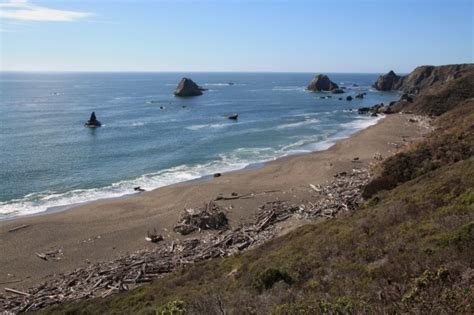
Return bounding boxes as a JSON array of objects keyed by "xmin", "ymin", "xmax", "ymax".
[{"xmin": 0, "ymin": 114, "xmax": 430, "ymax": 290}]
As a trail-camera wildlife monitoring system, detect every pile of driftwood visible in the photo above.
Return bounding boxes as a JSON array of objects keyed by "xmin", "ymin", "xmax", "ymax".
[
  {"xmin": 174, "ymin": 201, "xmax": 228, "ymax": 235},
  {"xmin": 0, "ymin": 169, "xmax": 369, "ymax": 312},
  {"xmin": 302, "ymin": 168, "xmax": 370, "ymax": 218}
]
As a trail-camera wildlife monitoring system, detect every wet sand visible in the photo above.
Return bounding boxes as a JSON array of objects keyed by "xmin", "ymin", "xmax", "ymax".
[{"xmin": 0, "ymin": 114, "xmax": 429, "ymax": 290}]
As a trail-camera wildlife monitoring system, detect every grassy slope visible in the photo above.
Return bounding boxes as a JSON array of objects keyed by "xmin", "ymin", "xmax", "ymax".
[
  {"xmin": 363, "ymin": 99, "xmax": 474, "ymax": 198},
  {"xmin": 44, "ymin": 102, "xmax": 474, "ymax": 315},
  {"xmin": 391, "ymin": 72, "xmax": 474, "ymax": 116}
]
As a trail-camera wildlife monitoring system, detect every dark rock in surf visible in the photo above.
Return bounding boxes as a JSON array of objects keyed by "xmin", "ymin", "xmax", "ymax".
[
  {"xmin": 228, "ymin": 113, "xmax": 238, "ymax": 120},
  {"xmin": 332, "ymin": 88, "xmax": 345, "ymax": 94},
  {"xmin": 84, "ymin": 112, "xmax": 101, "ymax": 128},
  {"xmin": 174, "ymin": 78, "xmax": 204, "ymax": 97},
  {"xmin": 358, "ymin": 107, "xmax": 371, "ymax": 114},
  {"xmin": 346, "ymin": 96, "xmax": 353, "ymax": 101}
]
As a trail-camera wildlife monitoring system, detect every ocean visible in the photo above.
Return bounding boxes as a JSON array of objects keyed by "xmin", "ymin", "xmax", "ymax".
[{"xmin": 0, "ymin": 72, "xmax": 399, "ymax": 219}]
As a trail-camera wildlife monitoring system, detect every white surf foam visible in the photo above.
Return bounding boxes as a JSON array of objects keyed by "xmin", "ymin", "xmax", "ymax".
[
  {"xmin": 0, "ymin": 151, "xmax": 273, "ymax": 219},
  {"xmin": 186, "ymin": 123, "xmax": 227, "ymax": 131},
  {"xmin": 272, "ymin": 86, "xmax": 306, "ymax": 92},
  {"xmin": 340, "ymin": 115, "xmax": 384, "ymax": 129},
  {"xmin": 276, "ymin": 118, "xmax": 320, "ymax": 129}
]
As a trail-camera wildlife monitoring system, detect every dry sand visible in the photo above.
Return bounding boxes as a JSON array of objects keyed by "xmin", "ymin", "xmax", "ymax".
[{"xmin": 0, "ymin": 114, "xmax": 430, "ymax": 290}]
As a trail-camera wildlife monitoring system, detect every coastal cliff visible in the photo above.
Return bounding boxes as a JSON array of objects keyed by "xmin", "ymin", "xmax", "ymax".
[
  {"xmin": 374, "ymin": 63, "xmax": 474, "ymax": 93},
  {"xmin": 368, "ymin": 64, "xmax": 474, "ymax": 117}
]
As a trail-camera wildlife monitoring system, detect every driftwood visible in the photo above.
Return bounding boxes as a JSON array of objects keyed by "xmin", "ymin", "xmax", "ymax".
[
  {"xmin": 8, "ymin": 224, "xmax": 29, "ymax": 233},
  {"xmin": 4, "ymin": 288, "xmax": 30, "ymax": 297},
  {"xmin": 35, "ymin": 253, "xmax": 47, "ymax": 261},
  {"xmin": 33, "ymin": 249, "xmax": 63, "ymax": 262},
  {"xmin": 0, "ymin": 169, "xmax": 370, "ymax": 312},
  {"xmin": 0, "ymin": 280, "xmax": 22, "ymax": 285},
  {"xmin": 173, "ymin": 201, "xmax": 228, "ymax": 235},
  {"xmin": 145, "ymin": 229, "xmax": 163, "ymax": 243}
]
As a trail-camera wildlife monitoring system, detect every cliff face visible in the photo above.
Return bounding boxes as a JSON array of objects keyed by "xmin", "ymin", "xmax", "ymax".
[
  {"xmin": 373, "ymin": 63, "xmax": 474, "ymax": 93},
  {"xmin": 390, "ymin": 71, "xmax": 474, "ymax": 115},
  {"xmin": 400, "ymin": 64, "xmax": 474, "ymax": 93}
]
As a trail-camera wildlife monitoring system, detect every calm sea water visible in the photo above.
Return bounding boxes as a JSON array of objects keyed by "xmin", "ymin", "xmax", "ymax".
[{"xmin": 0, "ymin": 72, "xmax": 399, "ymax": 218}]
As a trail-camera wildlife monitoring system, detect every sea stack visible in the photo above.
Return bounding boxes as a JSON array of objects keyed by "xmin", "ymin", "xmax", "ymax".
[
  {"xmin": 174, "ymin": 78, "xmax": 204, "ymax": 97},
  {"xmin": 84, "ymin": 112, "xmax": 101, "ymax": 128},
  {"xmin": 307, "ymin": 74, "xmax": 339, "ymax": 92},
  {"xmin": 373, "ymin": 70, "xmax": 404, "ymax": 91}
]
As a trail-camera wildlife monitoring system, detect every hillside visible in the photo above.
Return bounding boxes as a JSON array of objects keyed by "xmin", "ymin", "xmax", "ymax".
[
  {"xmin": 373, "ymin": 63, "xmax": 474, "ymax": 94},
  {"xmin": 390, "ymin": 72, "xmax": 474, "ymax": 116},
  {"xmin": 43, "ymin": 85, "xmax": 474, "ymax": 313}
]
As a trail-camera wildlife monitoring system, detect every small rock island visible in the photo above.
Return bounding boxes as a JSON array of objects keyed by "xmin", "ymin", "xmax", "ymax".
[
  {"xmin": 174, "ymin": 78, "xmax": 206, "ymax": 97},
  {"xmin": 306, "ymin": 74, "xmax": 340, "ymax": 92},
  {"xmin": 84, "ymin": 112, "xmax": 102, "ymax": 128}
]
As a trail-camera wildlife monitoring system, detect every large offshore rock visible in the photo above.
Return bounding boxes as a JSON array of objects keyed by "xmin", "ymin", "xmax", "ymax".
[
  {"xmin": 307, "ymin": 74, "xmax": 339, "ymax": 92},
  {"xmin": 174, "ymin": 78, "xmax": 204, "ymax": 97}
]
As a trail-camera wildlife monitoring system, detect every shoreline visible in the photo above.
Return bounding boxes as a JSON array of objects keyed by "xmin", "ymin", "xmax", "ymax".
[
  {"xmin": 0, "ymin": 116, "xmax": 382, "ymax": 222},
  {"xmin": 0, "ymin": 161, "xmax": 266, "ymax": 223},
  {"xmin": 0, "ymin": 113, "xmax": 430, "ymax": 290}
]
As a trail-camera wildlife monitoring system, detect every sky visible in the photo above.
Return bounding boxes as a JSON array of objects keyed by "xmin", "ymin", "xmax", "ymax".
[{"xmin": 0, "ymin": 0, "xmax": 472, "ymax": 73}]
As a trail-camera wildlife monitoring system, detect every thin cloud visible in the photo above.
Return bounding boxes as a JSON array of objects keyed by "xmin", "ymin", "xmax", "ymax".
[{"xmin": 0, "ymin": 0, "xmax": 94, "ymax": 22}]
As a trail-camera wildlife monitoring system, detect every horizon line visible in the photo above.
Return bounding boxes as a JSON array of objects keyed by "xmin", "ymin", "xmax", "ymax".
[{"xmin": 0, "ymin": 70, "xmax": 401, "ymax": 74}]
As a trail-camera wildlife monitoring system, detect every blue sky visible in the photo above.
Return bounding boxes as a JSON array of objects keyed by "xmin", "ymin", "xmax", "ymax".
[{"xmin": 0, "ymin": 0, "xmax": 472, "ymax": 72}]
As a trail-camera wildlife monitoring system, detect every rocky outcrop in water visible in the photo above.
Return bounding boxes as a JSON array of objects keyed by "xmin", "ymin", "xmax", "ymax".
[
  {"xmin": 174, "ymin": 78, "xmax": 205, "ymax": 97},
  {"xmin": 307, "ymin": 74, "xmax": 339, "ymax": 92},
  {"xmin": 84, "ymin": 112, "xmax": 101, "ymax": 128},
  {"xmin": 228, "ymin": 113, "xmax": 238, "ymax": 120}
]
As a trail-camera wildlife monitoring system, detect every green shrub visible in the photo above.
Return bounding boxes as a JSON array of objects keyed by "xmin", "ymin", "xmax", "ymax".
[{"xmin": 157, "ymin": 299, "xmax": 186, "ymax": 315}]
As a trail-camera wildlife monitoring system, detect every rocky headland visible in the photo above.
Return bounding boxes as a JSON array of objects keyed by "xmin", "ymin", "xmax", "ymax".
[{"xmin": 365, "ymin": 63, "xmax": 474, "ymax": 116}]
